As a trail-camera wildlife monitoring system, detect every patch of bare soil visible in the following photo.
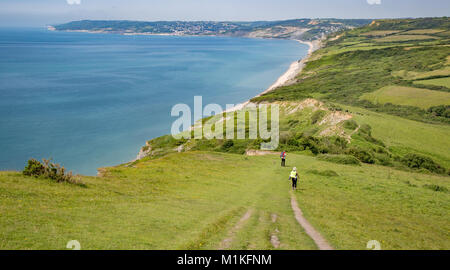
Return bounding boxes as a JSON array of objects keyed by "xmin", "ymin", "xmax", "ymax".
[
  {"xmin": 290, "ymin": 194, "xmax": 334, "ymax": 250},
  {"xmin": 219, "ymin": 209, "xmax": 253, "ymax": 250},
  {"xmin": 245, "ymin": 150, "xmax": 278, "ymax": 156},
  {"xmin": 270, "ymin": 214, "xmax": 281, "ymax": 248}
]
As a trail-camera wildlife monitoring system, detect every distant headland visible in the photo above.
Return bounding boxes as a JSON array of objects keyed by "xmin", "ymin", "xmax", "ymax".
[{"xmin": 49, "ymin": 19, "xmax": 372, "ymax": 40}]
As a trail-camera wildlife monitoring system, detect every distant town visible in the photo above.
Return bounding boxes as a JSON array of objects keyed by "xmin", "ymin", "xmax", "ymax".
[{"xmin": 51, "ymin": 19, "xmax": 372, "ymax": 40}]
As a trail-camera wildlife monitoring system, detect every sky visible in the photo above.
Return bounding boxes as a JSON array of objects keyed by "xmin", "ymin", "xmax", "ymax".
[{"xmin": 0, "ymin": 0, "xmax": 449, "ymax": 27}]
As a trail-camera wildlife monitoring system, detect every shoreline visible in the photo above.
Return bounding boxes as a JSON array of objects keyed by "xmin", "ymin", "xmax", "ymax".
[
  {"xmin": 134, "ymin": 38, "xmax": 322, "ymax": 162},
  {"xmin": 53, "ymin": 27, "xmax": 323, "ymax": 163},
  {"xmin": 224, "ymin": 39, "xmax": 321, "ymax": 113}
]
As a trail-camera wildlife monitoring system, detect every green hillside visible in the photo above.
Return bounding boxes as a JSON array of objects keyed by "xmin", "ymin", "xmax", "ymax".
[
  {"xmin": 253, "ymin": 17, "xmax": 450, "ymax": 124},
  {"xmin": 1, "ymin": 151, "xmax": 448, "ymax": 250},
  {"xmin": 1, "ymin": 17, "xmax": 449, "ymax": 250}
]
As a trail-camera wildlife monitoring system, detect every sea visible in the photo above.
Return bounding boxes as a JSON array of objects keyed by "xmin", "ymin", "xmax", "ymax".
[{"xmin": 0, "ymin": 27, "xmax": 308, "ymax": 175}]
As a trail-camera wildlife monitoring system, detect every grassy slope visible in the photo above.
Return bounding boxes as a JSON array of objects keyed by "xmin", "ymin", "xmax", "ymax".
[
  {"xmin": 253, "ymin": 17, "xmax": 450, "ymax": 124},
  {"xmin": 344, "ymin": 105, "xmax": 450, "ymax": 167},
  {"xmin": 415, "ymin": 77, "xmax": 450, "ymax": 88},
  {"xmin": 290, "ymin": 153, "xmax": 450, "ymax": 250},
  {"xmin": 1, "ymin": 151, "xmax": 448, "ymax": 250},
  {"xmin": 0, "ymin": 152, "xmax": 316, "ymax": 250}
]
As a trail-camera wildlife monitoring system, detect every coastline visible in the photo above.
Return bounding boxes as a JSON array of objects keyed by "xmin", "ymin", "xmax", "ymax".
[
  {"xmin": 48, "ymin": 27, "xmax": 323, "ymax": 163},
  {"xmin": 135, "ymin": 38, "xmax": 322, "ymax": 162},
  {"xmin": 224, "ymin": 39, "xmax": 321, "ymax": 113}
]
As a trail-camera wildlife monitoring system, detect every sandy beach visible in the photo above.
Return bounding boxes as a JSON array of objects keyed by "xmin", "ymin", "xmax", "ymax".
[{"xmin": 225, "ymin": 39, "xmax": 321, "ymax": 113}]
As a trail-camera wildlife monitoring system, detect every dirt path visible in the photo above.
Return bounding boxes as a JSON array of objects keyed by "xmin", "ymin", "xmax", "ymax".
[
  {"xmin": 219, "ymin": 209, "xmax": 253, "ymax": 250},
  {"xmin": 270, "ymin": 214, "xmax": 281, "ymax": 248},
  {"xmin": 290, "ymin": 194, "xmax": 334, "ymax": 250}
]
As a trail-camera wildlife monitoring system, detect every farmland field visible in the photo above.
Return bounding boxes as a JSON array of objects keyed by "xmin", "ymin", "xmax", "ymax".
[
  {"xmin": 360, "ymin": 85, "xmax": 450, "ymax": 109},
  {"xmin": 414, "ymin": 77, "xmax": 450, "ymax": 88},
  {"xmin": 375, "ymin": 34, "xmax": 438, "ymax": 42}
]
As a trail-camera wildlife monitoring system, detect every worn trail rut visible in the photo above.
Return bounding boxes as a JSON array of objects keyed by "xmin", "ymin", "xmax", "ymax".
[
  {"xmin": 219, "ymin": 209, "xmax": 253, "ymax": 250},
  {"xmin": 290, "ymin": 193, "xmax": 334, "ymax": 250}
]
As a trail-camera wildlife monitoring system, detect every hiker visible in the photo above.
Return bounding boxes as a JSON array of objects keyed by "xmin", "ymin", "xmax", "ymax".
[
  {"xmin": 280, "ymin": 151, "xmax": 286, "ymax": 167},
  {"xmin": 289, "ymin": 167, "xmax": 299, "ymax": 191}
]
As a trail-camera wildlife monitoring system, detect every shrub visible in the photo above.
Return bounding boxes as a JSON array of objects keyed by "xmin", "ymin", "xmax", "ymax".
[
  {"xmin": 343, "ymin": 119, "xmax": 358, "ymax": 130},
  {"xmin": 427, "ymin": 105, "xmax": 450, "ymax": 118},
  {"xmin": 23, "ymin": 159, "xmax": 84, "ymax": 186},
  {"xmin": 287, "ymin": 119, "xmax": 300, "ymax": 127},
  {"xmin": 401, "ymin": 153, "xmax": 446, "ymax": 174},
  {"xmin": 311, "ymin": 110, "xmax": 327, "ymax": 124},
  {"xmin": 221, "ymin": 140, "xmax": 234, "ymax": 150},
  {"xmin": 23, "ymin": 159, "xmax": 45, "ymax": 177},
  {"xmin": 318, "ymin": 154, "xmax": 361, "ymax": 165},
  {"xmin": 359, "ymin": 124, "xmax": 372, "ymax": 135},
  {"xmin": 334, "ymin": 136, "xmax": 348, "ymax": 149},
  {"xmin": 348, "ymin": 147, "xmax": 375, "ymax": 164},
  {"xmin": 358, "ymin": 131, "xmax": 386, "ymax": 147},
  {"xmin": 302, "ymin": 127, "xmax": 319, "ymax": 137},
  {"xmin": 374, "ymin": 153, "xmax": 392, "ymax": 166},
  {"xmin": 279, "ymin": 131, "xmax": 295, "ymax": 145},
  {"xmin": 174, "ymin": 138, "xmax": 188, "ymax": 146}
]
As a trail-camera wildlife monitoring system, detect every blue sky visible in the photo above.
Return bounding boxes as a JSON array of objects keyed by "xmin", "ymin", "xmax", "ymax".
[{"xmin": 0, "ymin": 0, "xmax": 449, "ymax": 26}]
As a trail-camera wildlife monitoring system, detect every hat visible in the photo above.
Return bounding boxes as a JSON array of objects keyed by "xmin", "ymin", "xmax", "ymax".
[{"xmin": 293, "ymin": 167, "xmax": 297, "ymax": 171}]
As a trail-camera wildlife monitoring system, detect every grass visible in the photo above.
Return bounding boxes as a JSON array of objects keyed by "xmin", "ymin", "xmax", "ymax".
[
  {"xmin": 290, "ymin": 153, "xmax": 450, "ymax": 250},
  {"xmin": 0, "ymin": 152, "xmax": 316, "ymax": 250},
  {"xmin": 360, "ymin": 85, "xmax": 450, "ymax": 109},
  {"xmin": 346, "ymin": 105, "xmax": 450, "ymax": 167},
  {"xmin": 393, "ymin": 67, "xmax": 450, "ymax": 80},
  {"xmin": 360, "ymin": 30, "xmax": 400, "ymax": 36},
  {"xmin": 401, "ymin": 29, "xmax": 445, "ymax": 35},
  {"xmin": 374, "ymin": 35, "xmax": 438, "ymax": 42},
  {"xmin": 1, "ymin": 151, "xmax": 448, "ymax": 250},
  {"xmin": 414, "ymin": 77, "xmax": 450, "ymax": 88}
]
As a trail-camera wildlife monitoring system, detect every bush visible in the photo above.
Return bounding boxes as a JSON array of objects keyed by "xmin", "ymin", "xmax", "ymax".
[
  {"xmin": 348, "ymin": 147, "xmax": 375, "ymax": 164},
  {"xmin": 23, "ymin": 159, "xmax": 84, "ymax": 186},
  {"xmin": 23, "ymin": 159, "xmax": 45, "ymax": 176},
  {"xmin": 359, "ymin": 124, "xmax": 372, "ymax": 135},
  {"xmin": 428, "ymin": 105, "xmax": 450, "ymax": 118},
  {"xmin": 401, "ymin": 153, "xmax": 446, "ymax": 174},
  {"xmin": 374, "ymin": 153, "xmax": 392, "ymax": 166},
  {"xmin": 357, "ymin": 131, "xmax": 385, "ymax": 147},
  {"xmin": 279, "ymin": 131, "xmax": 295, "ymax": 145},
  {"xmin": 221, "ymin": 140, "xmax": 234, "ymax": 150},
  {"xmin": 311, "ymin": 110, "xmax": 327, "ymax": 124},
  {"xmin": 343, "ymin": 119, "xmax": 358, "ymax": 130},
  {"xmin": 318, "ymin": 154, "xmax": 361, "ymax": 165}
]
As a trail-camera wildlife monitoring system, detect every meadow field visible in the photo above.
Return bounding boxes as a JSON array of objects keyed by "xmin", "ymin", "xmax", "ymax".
[
  {"xmin": 1, "ymin": 151, "xmax": 448, "ymax": 250},
  {"xmin": 360, "ymin": 85, "xmax": 450, "ymax": 109}
]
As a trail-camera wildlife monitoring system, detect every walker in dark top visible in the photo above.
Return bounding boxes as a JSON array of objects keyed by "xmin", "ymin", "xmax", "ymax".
[{"xmin": 280, "ymin": 151, "xmax": 286, "ymax": 167}]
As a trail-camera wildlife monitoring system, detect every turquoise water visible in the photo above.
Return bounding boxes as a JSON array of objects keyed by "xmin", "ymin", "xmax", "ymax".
[{"xmin": 0, "ymin": 28, "xmax": 308, "ymax": 175}]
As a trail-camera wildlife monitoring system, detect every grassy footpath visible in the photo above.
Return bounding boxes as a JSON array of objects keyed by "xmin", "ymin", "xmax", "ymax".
[{"xmin": 1, "ymin": 151, "xmax": 448, "ymax": 250}]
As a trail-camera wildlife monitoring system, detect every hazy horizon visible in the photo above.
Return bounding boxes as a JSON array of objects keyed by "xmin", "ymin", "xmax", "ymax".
[{"xmin": 0, "ymin": 0, "xmax": 449, "ymax": 27}]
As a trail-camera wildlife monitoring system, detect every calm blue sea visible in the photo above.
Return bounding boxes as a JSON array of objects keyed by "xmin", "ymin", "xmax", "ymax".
[{"xmin": 0, "ymin": 28, "xmax": 308, "ymax": 175}]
